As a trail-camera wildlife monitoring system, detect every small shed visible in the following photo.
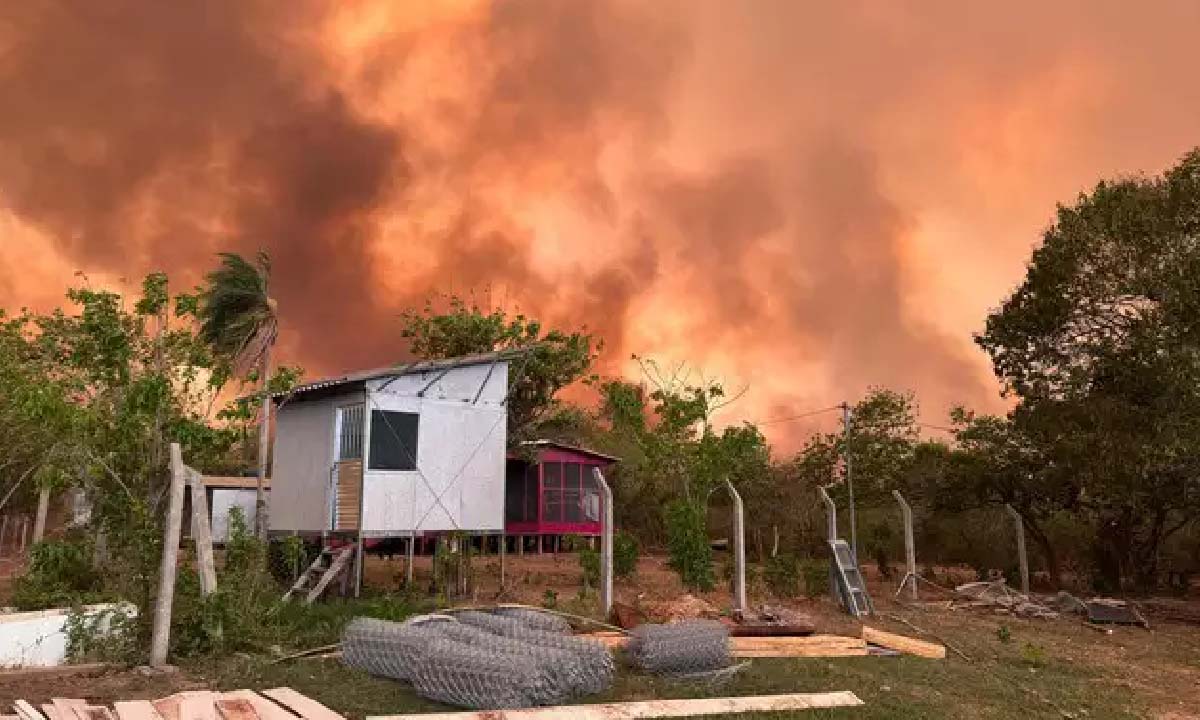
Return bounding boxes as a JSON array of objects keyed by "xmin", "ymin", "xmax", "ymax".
[
  {"xmin": 269, "ymin": 351, "xmax": 516, "ymax": 538},
  {"xmin": 504, "ymin": 440, "xmax": 618, "ymax": 540}
]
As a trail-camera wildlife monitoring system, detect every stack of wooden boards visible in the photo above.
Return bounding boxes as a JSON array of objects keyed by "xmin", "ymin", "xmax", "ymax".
[
  {"xmin": 582, "ymin": 626, "xmax": 946, "ymax": 660},
  {"xmin": 10, "ymin": 689, "xmax": 344, "ymax": 720},
  {"xmin": 8, "ymin": 689, "xmax": 866, "ymax": 720}
]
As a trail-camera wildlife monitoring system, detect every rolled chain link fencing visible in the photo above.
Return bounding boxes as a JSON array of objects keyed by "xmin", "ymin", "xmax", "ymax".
[
  {"xmin": 341, "ymin": 609, "xmax": 613, "ymax": 709},
  {"xmin": 626, "ymin": 619, "xmax": 732, "ymax": 674}
]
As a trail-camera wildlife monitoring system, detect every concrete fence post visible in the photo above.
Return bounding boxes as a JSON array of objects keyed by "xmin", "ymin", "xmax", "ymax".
[
  {"xmin": 1004, "ymin": 504, "xmax": 1030, "ymax": 595},
  {"xmin": 150, "ymin": 443, "xmax": 188, "ymax": 667},
  {"xmin": 892, "ymin": 489, "xmax": 917, "ymax": 600},
  {"xmin": 725, "ymin": 479, "xmax": 747, "ymax": 617},
  {"xmin": 591, "ymin": 468, "xmax": 614, "ymax": 619}
]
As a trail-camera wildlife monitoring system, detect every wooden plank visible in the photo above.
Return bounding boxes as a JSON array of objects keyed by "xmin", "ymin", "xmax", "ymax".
[
  {"xmin": 153, "ymin": 695, "xmax": 184, "ymax": 720},
  {"xmin": 260, "ymin": 689, "xmax": 344, "ymax": 720},
  {"xmin": 581, "ymin": 632, "xmax": 868, "ymax": 657},
  {"xmin": 113, "ymin": 701, "xmax": 163, "ymax": 720},
  {"xmin": 213, "ymin": 698, "xmax": 257, "ymax": 720},
  {"xmin": 219, "ymin": 692, "xmax": 299, "ymax": 720},
  {"xmin": 51, "ymin": 700, "xmax": 85, "ymax": 720},
  {"xmin": 14, "ymin": 701, "xmax": 46, "ymax": 720},
  {"xmin": 862, "ymin": 626, "xmax": 946, "ymax": 659},
  {"xmin": 366, "ymin": 691, "xmax": 864, "ymax": 720},
  {"xmin": 39, "ymin": 707, "xmax": 60, "ymax": 720},
  {"xmin": 74, "ymin": 707, "xmax": 116, "ymax": 720},
  {"xmin": 186, "ymin": 468, "xmax": 219, "ymax": 595},
  {"xmin": 179, "ymin": 692, "xmax": 218, "ymax": 720}
]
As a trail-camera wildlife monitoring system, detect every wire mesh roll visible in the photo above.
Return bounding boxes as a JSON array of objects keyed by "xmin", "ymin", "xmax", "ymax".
[
  {"xmin": 491, "ymin": 607, "xmax": 573, "ymax": 634},
  {"xmin": 448, "ymin": 611, "xmax": 614, "ymax": 696},
  {"xmin": 341, "ymin": 616, "xmax": 444, "ymax": 682},
  {"xmin": 407, "ymin": 635, "xmax": 556, "ymax": 708},
  {"xmin": 627, "ymin": 620, "xmax": 731, "ymax": 674}
]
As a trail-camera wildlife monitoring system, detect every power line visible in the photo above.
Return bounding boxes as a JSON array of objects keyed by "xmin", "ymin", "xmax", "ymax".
[{"xmin": 755, "ymin": 405, "xmax": 841, "ymax": 426}]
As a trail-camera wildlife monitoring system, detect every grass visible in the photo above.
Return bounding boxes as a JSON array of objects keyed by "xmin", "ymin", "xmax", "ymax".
[{"xmin": 190, "ymin": 611, "xmax": 1177, "ymax": 720}]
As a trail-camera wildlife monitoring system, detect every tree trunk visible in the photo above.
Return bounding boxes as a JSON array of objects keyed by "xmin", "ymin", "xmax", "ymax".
[
  {"xmin": 255, "ymin": 350, "xmax": 272, "ymax": 541},
  {"xmin": 1022, "ymin": 517, "xmax": 1061, "ymax": 590}
]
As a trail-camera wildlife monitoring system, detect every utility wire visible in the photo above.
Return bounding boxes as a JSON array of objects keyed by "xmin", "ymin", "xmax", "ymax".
[{"xmin": 754, "ymin": 405, "xmax": 842, "ymax": 426}]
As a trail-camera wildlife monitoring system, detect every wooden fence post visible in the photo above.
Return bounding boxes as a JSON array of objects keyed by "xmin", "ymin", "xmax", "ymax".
[
  {"xmin": 32, "ymin": 486, "xmax": 50, "ymax": 544},
  {"xmin": 150, "ymin": 443, "xmax": 187, "ymax": 667},
  {"xmin": 186, "ymin": 468, "xmax": 218, "ymax": 595}
]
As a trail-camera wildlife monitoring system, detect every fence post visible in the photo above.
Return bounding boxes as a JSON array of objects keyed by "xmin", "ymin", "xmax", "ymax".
[
  {"xmin": 185, "ymin": 468, "xmax": 218, "ymax": 596},
  {"xmin": 817, "ymin": 485, "xmax": 837, "ymax": 542},
  {"xmin": 591, "ymin": 468, "xmax": 614, "ymax": 619},
  {"xmin": 892, "ymin": 490, "xmax": 917, "ymax": 600},
  {"xmin": 150, "ymin": 443, "xmax": 188, "ymax": 667},
  {"xmin": 725, "ymin": 479, "xmax": 747, "ymax": 617},
  {"xmin": 1005, "ymin": 504, "xmax": 1030, "ymax": 595},
  {"xmin": 32, "ymin": 486, "xmax": 50, "ymax": 544}
]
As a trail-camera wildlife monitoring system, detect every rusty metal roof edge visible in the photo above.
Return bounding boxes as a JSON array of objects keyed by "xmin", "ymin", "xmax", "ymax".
[{"xmin": 274, "ymin": 348, "xmax": 527, "ymax": 401}]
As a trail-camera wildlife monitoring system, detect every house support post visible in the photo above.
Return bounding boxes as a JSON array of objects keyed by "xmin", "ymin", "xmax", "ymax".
[
  {"xmin": 592, "ymin": 468, "xmax": 614, "ymax": 619},
  {"xmin": 499, "ymin": 533, "xmax": 506, "ymax": 588},
  {"xmin": 354, "ymin": 531, "xmax": 365, "ymax": 598},
  {"xmin": 406, "ymin": 531, "xmax": 415, "ymax": 586},
  {"xmin": 725, "ymin": 479, "xmax": 747, "ymax": 618},
  {"xmin": 0, "ymin": 514, "xmax": 8, "ymax": 560},
  {"xmin": 32, "ymin": 485, "xmax": 50, "ymax": 544},
  {"xmin": 150, "ymin": 443, "xmax": 187, "ymax": 667},
  {"xmin": 18, "ymin": 516, "xmax": 27, "ymax": 553},
  {"xmin": 1005, "ymin": 504, "xmax": 1030, "ymax": 595},
  {"xmin": 892, "ymin": 490, "xmax": 917, "ymax": 600}
]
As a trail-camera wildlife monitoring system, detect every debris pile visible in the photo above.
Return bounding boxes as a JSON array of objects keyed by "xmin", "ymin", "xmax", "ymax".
[
  {"xmin": 627, "ymin": 619, "xmax": 731, "ymax": 674},
  {"xmin": 953, "ymin": 581, "xmax": 1059, "ymax": 619},
  {"xmin": 340, "ymin": 610, "xmax": 613, "ymax": 710}
]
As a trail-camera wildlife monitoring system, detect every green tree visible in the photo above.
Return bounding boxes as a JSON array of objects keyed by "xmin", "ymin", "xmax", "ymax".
[
  {"xmin": 198, "ymin": 252, "xmax": 278, "ymax": 540},
  {"xmin": 595, "ymin": 362, "xmax": 769, "ymax": 590},
  {"xmin": 977, "ymin": 149, "xmax": 1200, "ymax": 589},
  {"xmin": 400, "ymin": 295, "xmax": 598, "ymax": 443}
]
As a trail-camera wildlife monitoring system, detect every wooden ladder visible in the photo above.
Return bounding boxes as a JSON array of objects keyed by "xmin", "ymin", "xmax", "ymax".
[
  {"xmin": 828, "ymin": 539, "xmax": 874, "ymax": 618},
  {"xmin": 283, "ymin": 545, "xmax": 356, "ymax": 604}
]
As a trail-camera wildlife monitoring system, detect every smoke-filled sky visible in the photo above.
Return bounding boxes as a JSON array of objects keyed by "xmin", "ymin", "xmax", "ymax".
[{"xmin": 2, "ymin": 1, "xmax": 1199, "ymax": 448}]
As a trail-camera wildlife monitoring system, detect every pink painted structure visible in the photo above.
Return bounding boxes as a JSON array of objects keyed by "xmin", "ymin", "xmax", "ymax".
[{"xmin": 504, "ymin": 441, "xmax": 618, "ymax": 538}]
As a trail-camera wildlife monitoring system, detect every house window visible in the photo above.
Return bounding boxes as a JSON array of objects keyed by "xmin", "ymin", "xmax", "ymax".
[
  {"xmin": 337, "ymin": 404, "xmax": 364, "ymax": 461},
  {"xmin": 369, "ymin": 410, "xmax": 419, "ymax": 470},
  {"xmin": 564, "ymin": 462, "xmax": 583, "ymax": 522},
  {"xmin": 543, "ymin": 462, "xmax": 563, "ymax": 522}
]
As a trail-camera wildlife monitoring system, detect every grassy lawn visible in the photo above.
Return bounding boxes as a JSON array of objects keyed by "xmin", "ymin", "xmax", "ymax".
[{"xmin": 189, "ymin": 605, "xmax": 1198, "ymax": 720}]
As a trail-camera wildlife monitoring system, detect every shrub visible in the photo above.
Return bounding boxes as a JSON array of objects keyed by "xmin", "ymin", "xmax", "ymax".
[
  {"xmin": 800, "ymin": 558, "xmax": 831, "ymax": 598},
  {"xmin": 614, "ymin": 530, "xmax": 639, "ymax": 579},
  {"xmin": 578, "ymin": 539, "xmax": 600, "ymax": 590},
  {"xmin": 12, "ymin": 535, "xmax": 104, "ymax": 610},
  {"xmin": 764, "ymin": 553, "xmax": 801, "ymax": 597},
  {"xmin": 666, "ymin": 499, "xmax": 714, "ymax": 591}
]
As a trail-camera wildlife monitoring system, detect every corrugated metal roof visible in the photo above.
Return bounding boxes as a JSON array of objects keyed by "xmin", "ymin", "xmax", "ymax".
[
  {"xmin": 520, "ymin": 439, "xmax": 621, "ymax": 462},
  {"xmin": 275, "ymin": 348, "xmax": 525, "ymax": 401}
]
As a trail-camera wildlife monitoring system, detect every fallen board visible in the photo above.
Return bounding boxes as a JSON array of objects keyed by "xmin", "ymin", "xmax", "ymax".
[
  {"xmin": 861, "ymin": 627, "xmax": 946, "ymax": 659},
  {"xmin": 259, "ymin": 689, "xmax": 344, "ymax": 720},
  {"xmin": 366, "ymin": 691, "xmax": 864, "ymax": 720},
  {"xmin": 14, "ymin": 701, "xmax": 45, "ymax": 720},
  {"xmin": 580, "ymin": 633, "xmax": 869, "ymax": 657}
]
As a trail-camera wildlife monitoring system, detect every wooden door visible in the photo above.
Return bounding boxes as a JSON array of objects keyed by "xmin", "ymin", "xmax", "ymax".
[{"xmin": 333, "ymin": 403, "xmax": 365, "ymax": 531}]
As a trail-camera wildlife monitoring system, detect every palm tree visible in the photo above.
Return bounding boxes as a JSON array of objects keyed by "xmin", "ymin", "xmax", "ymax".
[{"xmin": 199, "ymin": 251, "xmax": 278, "ymax": 540}]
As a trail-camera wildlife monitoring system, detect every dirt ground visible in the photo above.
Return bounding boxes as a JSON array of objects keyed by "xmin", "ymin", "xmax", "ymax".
[{"xmin": 3, "ymin": 553, "xmax": 1199, "ymax": 719}]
